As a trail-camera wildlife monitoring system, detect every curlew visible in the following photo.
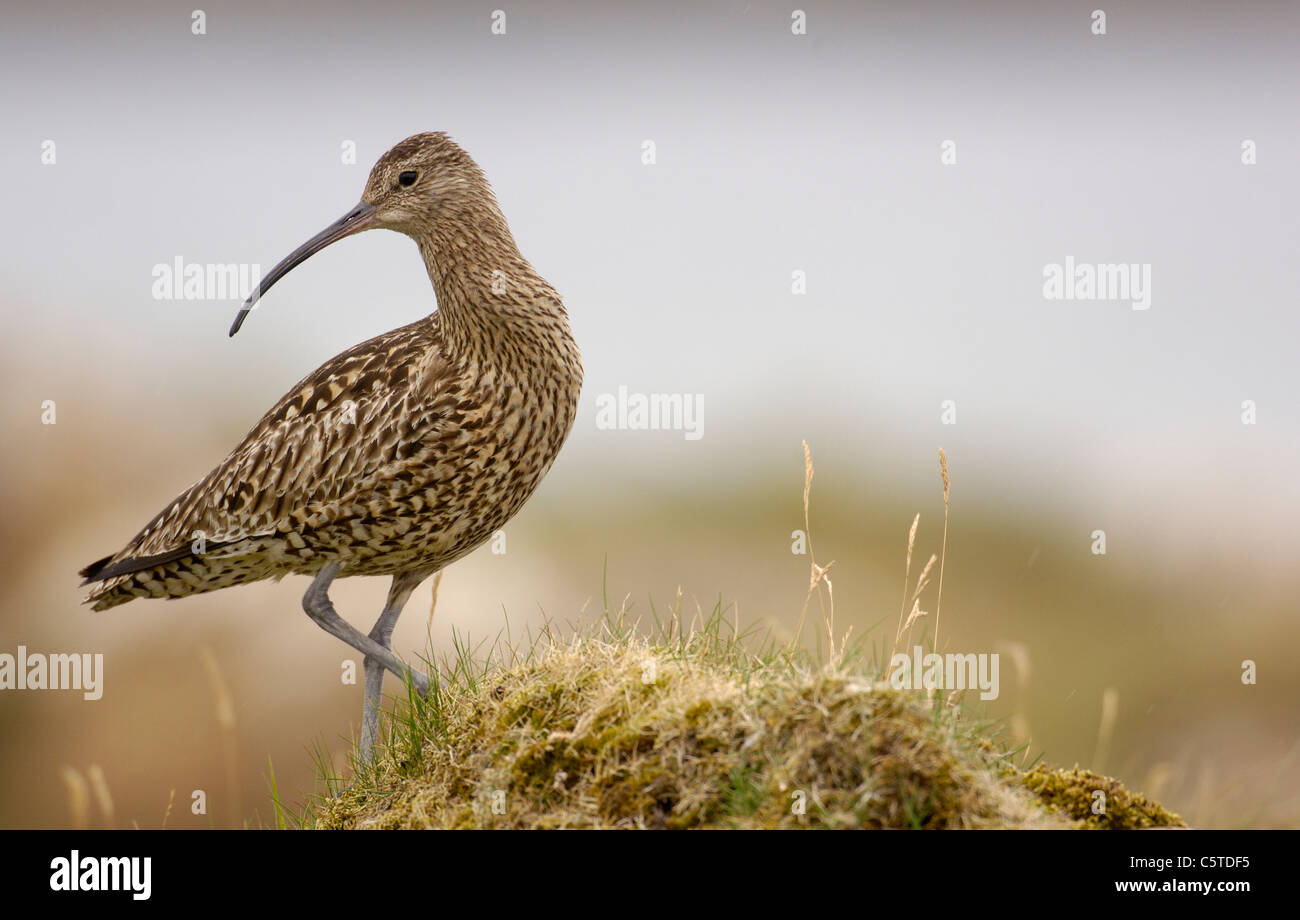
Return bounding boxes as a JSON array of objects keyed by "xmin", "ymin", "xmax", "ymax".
[{"xmin": 80, "ymin": 132, "xmax": 582, "ymax": 761}]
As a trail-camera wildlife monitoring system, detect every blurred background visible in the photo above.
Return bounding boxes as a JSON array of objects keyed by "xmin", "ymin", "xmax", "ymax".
[{"xmin": 1, "ymin": 0, "xmax": 1297, "ymax": 828}]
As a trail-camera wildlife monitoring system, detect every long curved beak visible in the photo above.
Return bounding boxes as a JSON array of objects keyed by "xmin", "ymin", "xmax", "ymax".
[{"xmin": 229, "ymin": 201, "xmax": 378, "ymax": 337}]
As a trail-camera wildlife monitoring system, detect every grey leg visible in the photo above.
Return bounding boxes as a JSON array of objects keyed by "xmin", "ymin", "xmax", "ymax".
[
  {"xmin": 301, "ymin": 561, "xmax": 431, "ymax": 717},
  {"xmin": 359, "ymin": 570, "xmax": 430, "ymax": 760}
]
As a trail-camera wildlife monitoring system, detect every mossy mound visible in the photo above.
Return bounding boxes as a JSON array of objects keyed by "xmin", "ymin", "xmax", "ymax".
[
  {"xmin": 1020, "ymin": 764, "xmax": 1186, "ymax": 829},
  {"xmin": 306, "ymin": 632, "xmax": 1184, "ymax": 829}
]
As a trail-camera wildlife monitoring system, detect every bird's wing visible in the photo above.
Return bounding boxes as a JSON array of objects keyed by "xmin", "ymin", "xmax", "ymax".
[{"xmin": 82, "ymin": 316, "xmax": 457, "ymax": 584}]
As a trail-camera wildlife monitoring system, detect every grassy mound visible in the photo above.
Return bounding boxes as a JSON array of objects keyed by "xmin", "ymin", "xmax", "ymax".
[
  {"xmin": 298, "ymin": 449, "xmax": 1185, "ymax": 830},
  {"xmin": 301, "ymin": 611, "xmax": 1183, "ymax": 830}
]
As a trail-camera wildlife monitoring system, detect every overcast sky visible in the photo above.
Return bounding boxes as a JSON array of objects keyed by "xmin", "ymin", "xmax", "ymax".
[{"xmin": 3, "ymin": 0, "xmax": 1297, "ymax": 559}]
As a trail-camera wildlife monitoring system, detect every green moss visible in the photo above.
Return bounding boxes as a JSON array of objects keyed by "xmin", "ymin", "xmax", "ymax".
[{"xmin": 1020, "ymin": 765, "xmax": 1186, "ymax": 829}]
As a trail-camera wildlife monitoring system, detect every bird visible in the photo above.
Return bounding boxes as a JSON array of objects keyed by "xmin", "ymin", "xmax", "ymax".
[{"xmin": 79, "ymin": 132, "xmax": 583, "ymax": 762}]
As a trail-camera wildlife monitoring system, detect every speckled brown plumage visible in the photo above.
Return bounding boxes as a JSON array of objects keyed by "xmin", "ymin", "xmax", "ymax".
[{"xmin": 81, "ymin": 132, "xmax": 582, "ymax": 613}]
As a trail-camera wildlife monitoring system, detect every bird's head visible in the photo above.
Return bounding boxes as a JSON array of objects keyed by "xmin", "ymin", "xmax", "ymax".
[
  {"xmin": 229, "ymin": 132, "xmax": 492, "ymax": 336},
  {"xmin": 359, "ymin": 131, "xmax": 492, "ymax": 233}
]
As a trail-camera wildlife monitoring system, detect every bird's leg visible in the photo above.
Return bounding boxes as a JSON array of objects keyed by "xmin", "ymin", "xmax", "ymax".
[
  {"xmin": 301, "ymin": 561, "xmax": 431, "ymax": 701},
  {"xmin": 358, "ymin": 571, "xmax": 428, "ymax": 761}
]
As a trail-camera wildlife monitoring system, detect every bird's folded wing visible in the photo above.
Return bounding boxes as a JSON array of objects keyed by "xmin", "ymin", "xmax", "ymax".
[{"xmin": 82, "ymin": 317, "xmax": 455, "ymax": 583}]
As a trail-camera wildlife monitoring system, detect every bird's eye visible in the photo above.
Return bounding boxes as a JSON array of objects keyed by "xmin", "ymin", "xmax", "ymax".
[{"xmin": 398, "ymin": 170, "xmax": 418, "ymax": 187}]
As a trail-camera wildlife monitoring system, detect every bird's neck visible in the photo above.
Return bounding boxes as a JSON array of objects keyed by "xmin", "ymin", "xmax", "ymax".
[{"xmin": 414, "ymin": 211, "xmax": 574, "ymax": 374}]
